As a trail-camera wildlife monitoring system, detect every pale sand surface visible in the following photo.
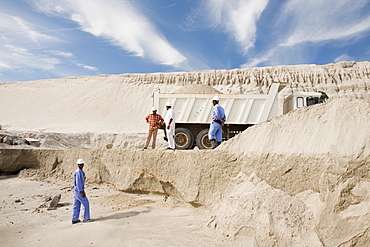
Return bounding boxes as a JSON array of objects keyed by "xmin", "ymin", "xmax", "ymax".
[
  {"xmin": 1, "ymin": 62, "xmax": 369, "ymax": 134},
  {"xmin": 0, "ymin": 176, "xmax": 226, "ymax": 247}
]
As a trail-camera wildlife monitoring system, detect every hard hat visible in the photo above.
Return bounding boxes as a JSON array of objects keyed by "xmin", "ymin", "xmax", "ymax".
[
  {"xmin": 152, "ymin": 107, "xmax": 157, "ymax": 111},
  {"xmin": 165, "ymin": 102, "xmax": 172, "ymax": 107},
  {"xmin": 212, "ymin": 96, "xmax": 220, "ymax": 101},
  {"xmin": 77, "ymin": 158, "xmax": 85, "ymax": 164}
]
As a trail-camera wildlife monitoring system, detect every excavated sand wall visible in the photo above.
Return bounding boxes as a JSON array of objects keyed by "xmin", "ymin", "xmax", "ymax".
[
  {"xmin": 105, "ymin": 61, "xmax": 370, "ymax": 97},
  {"xmin": 2, "ymin": 148, "xmax": 367, "ymax": 202},
  {"xmin": 2, "ymin": 147, "xmax": 369, "ymax": 246}
]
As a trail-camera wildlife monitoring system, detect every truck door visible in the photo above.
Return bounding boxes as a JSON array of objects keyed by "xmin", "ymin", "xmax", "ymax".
[{"xmin": 297, "ymin": 97, "xmax": 304, "ymax": 108}]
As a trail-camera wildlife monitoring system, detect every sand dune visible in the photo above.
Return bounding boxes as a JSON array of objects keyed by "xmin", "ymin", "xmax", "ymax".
[{"xmin": 1, "ymin": 61, "xmax": 369, "ymax": 133}]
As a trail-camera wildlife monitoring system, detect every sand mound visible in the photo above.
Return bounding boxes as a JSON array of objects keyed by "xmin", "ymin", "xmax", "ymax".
[
  {"xmin": 221, "ymin": 97, "xmax": 370, "ymax": 158},
  {"xmin": 0, "ymin": 78, "xmax": 175, "ymax": 133},
  {"xmin": 208, "ymin": 172, "xmax": 322, "ymax": 246},
  {"xmin": 208, "ymin": 98, "xmax": 370, "ymax": 245}
]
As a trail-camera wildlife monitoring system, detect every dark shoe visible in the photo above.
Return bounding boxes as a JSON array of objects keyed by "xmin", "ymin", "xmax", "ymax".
[
  {"xmin": 72, "ymin": 220, "xmax": 81, "ymax": 224},
  {"xmin": 166, "ymin": 147, "xmax": 174, "ymax": 150},
  {"xmin": 143, "ymin": 147, "xmax": 147, "ymax": 149},
  {"xmin": 83, "ymin": 219, "xmax": 94, "ymax": 223},
  {"xmin": 210, "ymin": 139, "xmax": 217, "ymax": 149}
]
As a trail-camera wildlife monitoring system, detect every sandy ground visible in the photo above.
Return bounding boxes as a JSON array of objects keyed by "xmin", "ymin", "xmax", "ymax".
[{"xmin": 0, "ymin": 176, "xmax": 227, "ymax": 247}]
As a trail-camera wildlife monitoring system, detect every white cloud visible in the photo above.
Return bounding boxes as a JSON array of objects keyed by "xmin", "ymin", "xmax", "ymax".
[
  {"xmin": 242, "ymin": 0, "xmax": 370, "ymax": 68},
  {"xmin": 0, "ymin": 44, "xmax": 60, "ymax": 71},
  {"xmin": 0, "ymin": 60, "xmax": 12, "ymax": 70},
  {"xmin": 0, "ymin": 14, "xmax": 59, "ymax": 45},
  {"xmin": 49, "ymin": 50, "xmax": 74, "ymax": 57},
  {"xmin": 279, "ymin": 0, "xmax": 370, "ymax": 46},
  {"xmin": 190, "ymin": 0, "xmax": 269, "ymax": 53},
  {"xmin": 0, "ymin": 12, "xmax": 62, "ymax": 71},
  {"xmin": 11, "ymin": 16, "xmax": 58, "ymax": 44},
  {"xmin": 78, "ymin": 64, "xmax": 98, "ymax": 71},
  {"xmin": 34, "ymin": 0, "xmax": 187, "ymax": 67},
  {"xmin": 334, "ymin": 54, "xmax": 354, "ymax": 63},
  {"xmin": 241, "ymin": 50, "xmax": 274, "ymax": 68}
]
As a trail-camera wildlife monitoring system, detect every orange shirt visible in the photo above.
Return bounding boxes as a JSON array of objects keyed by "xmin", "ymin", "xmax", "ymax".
[{"xmin": 145, "ymin": 113, "xmax": 164, "ymax": 130}]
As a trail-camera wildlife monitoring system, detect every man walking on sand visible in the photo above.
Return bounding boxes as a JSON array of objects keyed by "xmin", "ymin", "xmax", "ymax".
[
  {"xmin": 164, "ymin": 102, "xmax": 175, "ymax": 150},
  {"xmin": 208, "ymin": 96, "xmax": 226, "ymax": 149},
  {"xmin": 72, "ymin": 159, "xmax": 93, "ymax": 224},
  {"xmin": 144, "ymin": 107, "xmax": 164, "ymax": 149}
]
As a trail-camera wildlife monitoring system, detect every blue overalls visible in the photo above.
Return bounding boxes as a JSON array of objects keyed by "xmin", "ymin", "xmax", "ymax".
[
  {"xmin": 208, "ymin": 104, "xmax": 226, "ymax": 142},
  {"xmin": 72, "ymin": 168, "xmax": 91, "ymax": 221}
]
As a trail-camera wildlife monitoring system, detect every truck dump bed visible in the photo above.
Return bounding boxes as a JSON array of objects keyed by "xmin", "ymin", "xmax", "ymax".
[{"xmin": 153, "ymin": 82, "xmax": 284, "ymax": 125}]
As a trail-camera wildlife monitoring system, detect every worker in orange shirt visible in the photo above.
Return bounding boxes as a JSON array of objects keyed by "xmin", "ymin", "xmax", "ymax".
[{"xmin": 144, "ymin": 107, "xmax": 164, "ymax": 149}]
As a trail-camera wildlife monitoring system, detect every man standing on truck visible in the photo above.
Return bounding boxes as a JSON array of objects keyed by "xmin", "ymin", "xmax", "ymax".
[
  {"xmin": 209, "ymin": 96, "xmax": 226, "ymax": 149},
  {"xmin": 144, "ymin": 107, "xmax": 164, "ymax": 149},
  {"xmin": 164, "ymin": 102, "xmax": 176, "ymax": 150}
]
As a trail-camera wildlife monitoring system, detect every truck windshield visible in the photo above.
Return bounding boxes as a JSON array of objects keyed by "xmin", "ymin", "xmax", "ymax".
[{"xmin": 307, "ymin": 97, "xmax": 320, "ymax": 106}]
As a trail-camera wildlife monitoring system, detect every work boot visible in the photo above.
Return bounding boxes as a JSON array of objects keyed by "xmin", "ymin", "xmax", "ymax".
[{"xmin": 210, "ymin": 139, "xmax": 217, "ymax": 149}]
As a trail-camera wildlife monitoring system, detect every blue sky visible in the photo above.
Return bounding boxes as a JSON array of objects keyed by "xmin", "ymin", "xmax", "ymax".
[{"xmin": 1, "ymin": 0, "xmax": 370, "ymax": 82}]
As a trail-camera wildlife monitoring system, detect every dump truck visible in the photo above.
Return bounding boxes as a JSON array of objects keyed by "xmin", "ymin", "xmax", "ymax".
[{"xmin": 153, "ymin": 82, "xmax": 326, "ymax": 149}]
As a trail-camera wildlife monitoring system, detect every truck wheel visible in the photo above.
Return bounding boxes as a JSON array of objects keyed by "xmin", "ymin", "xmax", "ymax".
[
  {"xmin": 175, "ymin": 128, "xmax": 194, "ymax": 150},
  {"xmin": 195, "ymin": 129, "xmax": 212, "ymax": 149}
]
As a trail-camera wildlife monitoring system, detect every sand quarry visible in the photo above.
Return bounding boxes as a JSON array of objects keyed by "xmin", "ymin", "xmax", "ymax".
[{"xmin": 1, "ymin": 61, "xmax": 370, "ymax": 246}]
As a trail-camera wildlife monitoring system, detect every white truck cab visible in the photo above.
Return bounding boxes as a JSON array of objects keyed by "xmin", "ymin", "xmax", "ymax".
[{"xmin": 283, "ymin": 92, "xmax": 328, "ymax": 114}]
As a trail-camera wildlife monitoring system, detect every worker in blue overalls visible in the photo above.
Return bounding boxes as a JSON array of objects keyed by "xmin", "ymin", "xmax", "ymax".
[
  {"xmin": 208, "ymin": 96, "xmax": 226, "ymax": 149},
  {"xmin": 72, "ymin": 158, "xmax": 93, "ymax": 224}
]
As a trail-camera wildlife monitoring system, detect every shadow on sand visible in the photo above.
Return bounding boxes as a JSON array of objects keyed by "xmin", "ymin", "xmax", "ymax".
[{"xmin": 96, "ymin": 209, "xmax": 151, "ymax": 222}]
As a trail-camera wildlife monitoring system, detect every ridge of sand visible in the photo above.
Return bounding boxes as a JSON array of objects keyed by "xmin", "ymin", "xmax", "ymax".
[
  {"xmin": 0, "ymin": 61, "xmax": 369, "ymax": 133},
  {"xmin": 171, "ymin": 84, "xmax": 222, "ymax": 94}
]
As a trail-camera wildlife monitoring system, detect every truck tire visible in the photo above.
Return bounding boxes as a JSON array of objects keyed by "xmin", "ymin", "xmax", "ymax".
[
  {"xmin": 195, "ymin": 129, "xmax": 212, "ymax": 149},
  {"xmin": 175, "ymin": 128, "xmax": 194, "ymax": 150}
]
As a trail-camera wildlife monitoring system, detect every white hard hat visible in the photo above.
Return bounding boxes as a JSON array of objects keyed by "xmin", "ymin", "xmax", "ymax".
[
  {"xmin": 212, "ymin": 96, "xmax": 220, "ymax": 101},
  {"xmin": 77, "ymin": 158, "xmax": 85, "ymax": 164},
  {"xmin": 152, "ymin": 107, "xmax": 157, "ymax": 111},
  {"xmin": 165, "ymin": 102, "xmax": 172, "ymax": 107}
]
